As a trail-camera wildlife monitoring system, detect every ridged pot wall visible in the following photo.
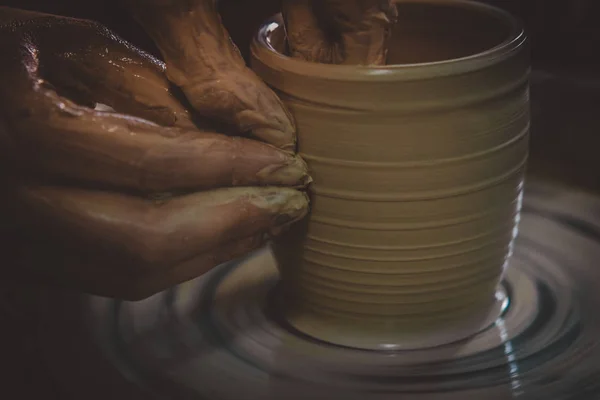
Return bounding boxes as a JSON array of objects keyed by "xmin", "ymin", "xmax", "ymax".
[{"xmin": 252, "ymin": 0, "xmax": 530, "ymax": 349}]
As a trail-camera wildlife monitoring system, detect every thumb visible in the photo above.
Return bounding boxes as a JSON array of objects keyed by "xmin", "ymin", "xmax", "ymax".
[{"xmin": 127, "ymin": 0, "xmax": 297, "ymax": 151}]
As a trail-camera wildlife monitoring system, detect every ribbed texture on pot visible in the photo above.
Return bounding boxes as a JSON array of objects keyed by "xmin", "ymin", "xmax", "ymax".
[{"xmin": 252, "ymin": 0, "xmax": 529, "ymax": 349}]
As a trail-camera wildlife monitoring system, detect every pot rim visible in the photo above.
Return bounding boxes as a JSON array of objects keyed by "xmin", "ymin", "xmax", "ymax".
[{"xmin": 251, "ymin": 0, "xmax": 527, "ymax": 82}]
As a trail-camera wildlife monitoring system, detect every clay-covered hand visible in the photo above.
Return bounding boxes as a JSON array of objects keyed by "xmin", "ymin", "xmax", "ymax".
[
  {"xmin": 126, "ymin": 0, "xmax": 297, "ymax": 150},
  {"xmin": 0, "ymin": 7, "xmax": 309, "ymax": 300},
  {"xmin": 282, "ymin": 0, "xmax": 398, "ymax": 65}
]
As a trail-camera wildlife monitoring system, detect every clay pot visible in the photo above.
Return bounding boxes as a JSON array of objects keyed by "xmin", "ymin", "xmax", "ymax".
[{"xmin": 251, "ymin": 0, "xmax": 529, "ymax": 349}]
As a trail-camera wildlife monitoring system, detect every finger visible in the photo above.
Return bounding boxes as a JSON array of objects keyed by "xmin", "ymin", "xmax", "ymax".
[
  {"xmin": 13, "ymin": 98, "xmax": 309, "ymax": 191},
  {"xmin": 2, "ymin": 228, "xmax": 267, "ymax": 300},
  {"xmin": 319, "ymin": 0, "xmax": 398, "ymax": 65},
  {"xmin": 126, "ymin": 0, "xmax": 297, "ymax": 150},
  {"xmin": 3, "ymin": 38, "xmax": 308, "ymax": 191},
  {"xmin": 283, "ymin": 0, "xmax": 397, "ymax": 65},
  {"xmin": 282, "ymin": 0, "xmax": 343, "ymax": 64},
  {"xmin": 14, "ymin": 185, "xmax": 309, "ymax": 269},
  {"xmin": 42, "ymin": 35, "xmax": 196, "ymax": 129},
  {"xmin": 1, "ymin": 7, "xmax": 193, "ymax": 128},
  {"xmin": 126, "ymin": 234, "xmax": 267, "ymax": 301}
]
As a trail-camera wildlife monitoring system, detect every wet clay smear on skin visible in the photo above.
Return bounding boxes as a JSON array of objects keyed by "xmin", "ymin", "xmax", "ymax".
[{"xmin": 282, "ymin": 0, "xmax": 398, "ymax": 65}]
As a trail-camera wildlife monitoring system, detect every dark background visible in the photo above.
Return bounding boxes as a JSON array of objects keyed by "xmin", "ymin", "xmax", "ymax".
[{"xmin": 0, "ymin": 0, "xmax": 599, "ymax": 398}]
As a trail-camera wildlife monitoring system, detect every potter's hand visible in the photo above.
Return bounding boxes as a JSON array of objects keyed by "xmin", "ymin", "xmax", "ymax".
[
  {"xmin": 126, "ymin": 0, "xmax": 296, "ymax": 150},
  {"xmin": 0, "ymin": 7, "xmax": 309, "ymax": 300},
  {"xmin": 283, "ymin": 0, "xmax": 398, "ymax": 65}
]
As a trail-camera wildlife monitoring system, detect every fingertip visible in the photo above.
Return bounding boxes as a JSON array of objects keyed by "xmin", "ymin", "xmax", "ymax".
[
  {"xmin": 237, "ymin": 101, "xmax": 297, "ymax": 150},
  {"xmin": 255, "ymin": 154, "xmax": 311, "ymax": 187},
  {"xmin": 241, "ymin": 79, "xmax": 297, "ymax": 150},
  {"xmin": 247, "ymin": 187, "xmax": 310, "ymax": 226}
]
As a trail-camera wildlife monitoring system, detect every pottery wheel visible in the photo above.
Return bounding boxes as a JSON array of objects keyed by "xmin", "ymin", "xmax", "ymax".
[{"xmin": 40, "ymin": 181, "xmax": 600, "ymax": 399}]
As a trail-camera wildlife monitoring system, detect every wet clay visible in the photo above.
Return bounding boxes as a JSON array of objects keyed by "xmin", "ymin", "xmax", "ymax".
[
  {"xmin": 282, "ymin": 0, "xmax": 398, "ymax": 65},
  {"xmin": 252, "ymin": 0, "xmax": 530, "ymax": 349}
]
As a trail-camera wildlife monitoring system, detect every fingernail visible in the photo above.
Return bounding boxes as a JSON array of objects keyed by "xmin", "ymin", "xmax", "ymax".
[
  {"xmin": 301, "ymin": 174, "xmax": 313, "ymax": 186},
  {"xmin": 256, "ymin": 156, "xmax": 312, "ymax": 187}
]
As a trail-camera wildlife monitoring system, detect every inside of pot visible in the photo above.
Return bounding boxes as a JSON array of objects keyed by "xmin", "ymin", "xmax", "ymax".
[
  {"xmin": 387, "ymin": 2, "xmax": 513, "ymax": 64},
  {"xmin": 265, "ymin": 1, "xmax": 514, "ymax": 65}
]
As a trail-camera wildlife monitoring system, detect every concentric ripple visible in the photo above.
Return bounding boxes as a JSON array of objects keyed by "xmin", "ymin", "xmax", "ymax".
[{"xmin": 79, "ymin": 182, "xmax": 600, "ymax": 400}]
